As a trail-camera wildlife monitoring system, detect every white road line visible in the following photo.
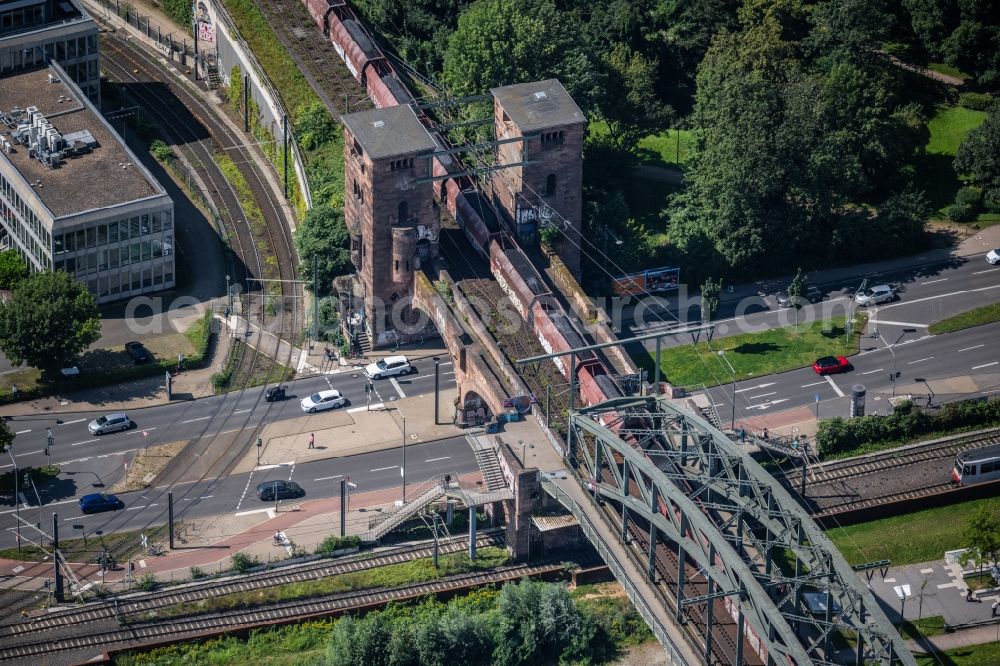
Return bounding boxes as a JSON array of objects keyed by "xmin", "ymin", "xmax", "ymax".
[
  {"xmin": 824, "ymin": 375, "xmax": 845, "ymax": 397},
  {"xmin": 861, "ymin": 369, "xmax": 884, "ymax": 375},
  {"xmin": 871, "ymin": 321, "xmax": 928, "ymax": 328},
  {"xmin": 129, "ymin": 427, "xmax": 156, "ymax": 434},
  {"xmin": 233, "ymin": 408, "xmax": 253, "ymax": 414},
  {"xmin": 287, "ymin": 462, "xmax": 296, "ymax": 481},
  {"xmin": 958, "ymin": 344, "xmax": 985, "ymax": 352},
  {"xmin": 972, "ymin": 362, "xmax": 998, "ymax": 370},
  {"xmin": 234, "ymin": 508, "xmax": 277, "ymax": 518},
  {"xmin": 314, "ymin": 475, "xmax": 342, "ymax": 481},
  {"xmin": 908, "ymin": 357, "xmax": 933, "ymax": 365},
  {"xmin": 15, "ymin": 429, "xmax": 30, "ymax": 435},
  {"xmin": 370, "ymin": 465, "xmax": 397, "ymax": 472},
  {"xmin": 425, "ymin": 456, "xmax": 451, "ymax": 463},
  {"xmin": 921, "ymin": 278, "xmax": 948, "ymax": 285},
  {"xmin": 389, "ymin": 377, "xmax": 407, "ymax": 399},
  {"xmin": 1, "ymin": 498, "xmax": 76, "ymax": 516},
  {"xmin": 181, "ymin": 416, "xmax": 211, "ymax": 423},
  {"xmin": 60, "ymin": 419, "xmax": 86, "ymax": 425},
  {"xmin": 254, "ymin": 462, "xmax": 294, "ymax": 470},
  {"xmin": 801, "ymin": 381, "xmax": 826, "ymax": 388},
  {"xmin": 972, "ymin": 268, "xmax": 999, "ymax": 275},
  {"xmin": 748, "ymin": 392, "xmax": 776, "ymax": 400},
  {"xmin": 70, "ymin": 439, "xmax": 99, "ymax": 447},
  {"xmin": 347, "ymin": 403, "xmax": 383, "ymax": 413},
  {"xmin": 183, "ymin": 495, "xmax": 213, "ymax": 501}
]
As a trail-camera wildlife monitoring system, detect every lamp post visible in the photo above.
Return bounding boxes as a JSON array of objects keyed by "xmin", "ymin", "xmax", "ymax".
[
  {"xmin": 602, "ymin": 228, "xmax": 624, "ymax": 258},
  {"xmin": 401, "ymin": 415, "xmax": 407, "ymax": 503},
  {"xmin": 893, "ymin": 584, "xmax": 911, "ymax": 633},
  {"xmin": 7, "ymin": 447, "xmax": 20, "ymax": 552},
  {"xmin": 718, "ymin": 350, "xmax": 737, "ymax": 430},
  {"xmin": 877, "ymin": 332, "xmax": 897, "ymax": 397}
]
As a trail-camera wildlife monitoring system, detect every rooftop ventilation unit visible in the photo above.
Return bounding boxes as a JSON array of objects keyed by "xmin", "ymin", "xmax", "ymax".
[{"xmin": 372, "ymin": 120, "xmax": 385, "ymax": 128}]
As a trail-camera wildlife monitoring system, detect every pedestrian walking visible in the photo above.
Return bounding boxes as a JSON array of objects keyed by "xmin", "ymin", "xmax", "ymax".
[
  {"xmin": 762, "ymin": 428, "xmax": 769, "ymax": 441},
  {"xmin": 308, "ymin": 433, "xmax": 315, "ymax": 449},
  {"xmin": 966, "ymin": 588, "xmax": 975, "ymax": 602},
  {"xmin": 792, "ymin": 436, "xmax": 799, "ymax": 450},
  {"xmin": 738, "ymin": 427, "xmax": 746, "ymax": 444},
  {"xmin": 992, "ymin": 600, "xmax": 998, "ymax": 617}
]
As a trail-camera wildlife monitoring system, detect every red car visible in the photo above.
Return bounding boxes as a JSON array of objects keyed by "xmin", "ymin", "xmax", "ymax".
[{"xmin": 812, "ymin": 356, "xmax": 851, "ymax": 375}]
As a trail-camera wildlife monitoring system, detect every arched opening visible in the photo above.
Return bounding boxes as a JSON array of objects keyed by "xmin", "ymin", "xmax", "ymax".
[
  {"xmin": 457, "ymin": 390, "xmax": 492, "ymax": 427},
  {"xmin": 397, "ymin": 200, "xmax": 408, "ymax": 223},
  {"xmin": 545, "ymin": 174, "xmax": 556, "ymax": 196}
]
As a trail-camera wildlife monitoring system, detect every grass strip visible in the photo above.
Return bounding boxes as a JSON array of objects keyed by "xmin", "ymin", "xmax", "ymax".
[
  {"xmin": 928, "ymin": 303, "xmax": 1000, "ymax": 334},
  {"xmin": 826, "ymin": 497, "xmax": 999, "ymax": 567},
  {"xmin": 917, "ymin": 641, "xmax": 1000, "ymax": 666},
  {"xmin": 138, "ymin": 547, "xmax": 510, "ymax": 620},
  {"xmin": 639, "ymin": 315, "xmax": 866, "ymax": 388},
  {"xmin": 0, "ymin": 523, "xmax": 173, "ymax": 563}
]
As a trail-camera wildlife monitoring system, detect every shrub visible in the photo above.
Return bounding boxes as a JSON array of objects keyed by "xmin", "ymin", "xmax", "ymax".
[
  {"xmin": 136, "ymin": 573, "xmax": 158, "ymax": 591},
  {"xmin": 315, "ymin": 535, "xmax": 361, "ymax": 556},
  {"xmin": 539, "ymin": 224, "xmax": 560, "ymax": 248},
  {"xmin": 230, "ymin": 552, "xmax": 259, "ymax": 574},
  {"xmin": 148, "ymin": 139, "xmax": 174, "ymax": 163},
  {"xmin": 958, "ymin": 92, "xmax": 997, "ymax": 112},
  {"xmin": 210, "ymin": 368, "xmax": 234, "ymax": 392},
  {"xmin": 945, "ymin": 202, "xmax": 975, "ymax": 222},
  {"xmin": 956, "ymin": 186, "xmax": 983, "ymax": 209},
  {"xmin": 189, "ymin": 566, "xmax": 206, "ymax": 579}
]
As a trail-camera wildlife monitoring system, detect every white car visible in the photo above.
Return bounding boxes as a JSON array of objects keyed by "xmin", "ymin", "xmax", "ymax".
[
  {"xmin": 300, "ymin": 389, "xmax": 346, "ymax": 413},
  {"xmin": 364, "ymin": 355, "xmax": 416, "ymax": 379},
  {"xmin": 855, "ymin": 284, "xmax": 895, "ymax": 307},
  {"xmin": 987, "ymin": 248, "xmax": 1000, "ymax": 265},
  {"xmin": 88, "ymin": 412, "xmax": 132, "ymax": 435}
]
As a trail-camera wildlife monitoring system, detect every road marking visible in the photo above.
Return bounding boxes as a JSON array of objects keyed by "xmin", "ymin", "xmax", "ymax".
[
  {"xmin": 824, "ymin": 375, "xmax": 845, "ymax": 397},
  {"xmin": 370, "ymin": 465, "xmax": 397, "ymax": 472},
  {"xmin": 861, "ymin": 369, "xmax": 884, "ymax": 375},
  {"xmin": 972, "ymin": 362, "xmax": 998, "ymax": 370},
  {"xmin": 70, "ymin": 439, "xmax": 99, "ymax": 447},
  {"xmin": 15, "ymin": 429, "xmax": 30, "ymax": 434},
  {"xmin": 1, "ymin": 498, "xmax": 75, "ymax": 516},
  {"xmin": 908, "ymin": 357, "xmax": 933, "ymax": 365},
  {"xmin": 958, "ymin": 344, "xmax": 985, "ymax": 352},
  {"xmin": 735, "ymin": 383, "xmax": 776, "ymax": 393},
  {"xmin": 389, "ymin": 377, "xmax": 407, "ymax": 399},
  {"xmin": 872, "ymin": 321, "xmax": 928, "ymax": 328},
  {"xmin": 233, "ymin": 408, "xmax": 253, "ymax": 414},
  {"xmin": 60, "ymin": 419, "xmax": 86, "ymax": 425},
  {"xmin": 129, "ymin": 427, "xmax": 156, "ymax": 434},
  {"xmin": 254, "ymin": 462, "xmax": 294, "ymax": 471},
  {"xmin": 801, "ymin": 381, "xmax": 826, "ymax": 388},
  {"xmin": 348, "ymin": 403, "xmax": 383, "ymax": 413},
  {"xmin": 181, "ymin": 416, "xmax": 211, "ymax": 423},
  {"xmin": 972, "ymin": 268, "xmax": 999, "ymax": 275},
  {"xmin": 183, "ymin": 495, "xmax": 213, "ymax": 501},
  {"xmin": 748, "ymin": 392, "xmax": 776, "ymax": 400},
  {"xmin": 425, "ymin": 456, "xmax": 451, "ymax": 463},
  {"xmin": 415, "ymin": 370, "xmax": 455, "ymax": 380},
  {"xmin": 921, "ymin": 278, "xmax": 948, "ymax": 285},
  {"xmin": 234, "ymin": 508, "xmax": 277, "ymax": 518},
  {"xmin": 314, "ymin": 475, "xmax": 343, "ymax": 481},
  {"xmin": 745, "ymin": 398, "xmax": 788, "ymax": 411}
]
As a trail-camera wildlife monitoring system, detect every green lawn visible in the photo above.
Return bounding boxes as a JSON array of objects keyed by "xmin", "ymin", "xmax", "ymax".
[
  {"xmin": 917, "ymin": 642, "xmax": 1000, "ymax": 666},
  {"xmin": 826, "ymin": 497, "xmax": 999, "ymax": 567},
  {"xmin": 928, "ymin": 303, "xmax": 1000, "ymax": 334},
  {"xmin": 927, "ymin": 62, "xmax": 971, "ymax": 81},
  {"xmin": 919, "ymin": 105, "xmax": 988, "ymax": 216},
  {"xmin": 588, "ymin": 121, "xmax": 696, "ymax": 168},
  {"xmin": 639, "ymin": 315, "xmax": 866, "ymax": 388}
]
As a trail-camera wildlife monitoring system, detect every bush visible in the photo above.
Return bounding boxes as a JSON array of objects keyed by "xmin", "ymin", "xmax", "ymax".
[
  {"xmin": 148, "ymin": 139, "xmax": 174, "ymax": 162},
  {"xmin": 136, "ymin": 573, "xmax": 158, "ymax": 591},
  {"xmin": 189, "ymin": 566, "xmax": 206, "ymax": 579},
  {"xmin": 210, "ymin": 368, "xmax": 234, "ymax": 392},
  {"xmin": 956, "ymin": 186, "xmax": 983, "ymax": 209},
  {"xmin": 315, "ymin": 535, "xmax": 361, "ymax": 556},
  {"xmin": 230, "ymin": 552, "xmax": 259, "ymax": 574},
  {"xmin": 945, "ymin": 202, "xmax": 976, "ymax": 222},
  {"xmin": 958, "ymin": 92, "xmax": 997, "ymax": 112}
]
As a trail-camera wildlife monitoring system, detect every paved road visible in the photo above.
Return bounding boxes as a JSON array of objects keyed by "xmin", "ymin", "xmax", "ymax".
[
  {"xmin": 0, "ymin": 435, "xmax": 477, "ymax": 550},
  {"xmin": 625, "ymin": 256, "xmax": 1000, "ymax": 349},
  {"xmin": 703, "ymin": 321, "xmax": 1000, "ymax": 426}
]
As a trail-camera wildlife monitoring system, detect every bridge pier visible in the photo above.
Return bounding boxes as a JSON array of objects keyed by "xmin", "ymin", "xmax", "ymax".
[{"xmin": 468, "ymin": 506, "xmax": 477, "ymax": 561}]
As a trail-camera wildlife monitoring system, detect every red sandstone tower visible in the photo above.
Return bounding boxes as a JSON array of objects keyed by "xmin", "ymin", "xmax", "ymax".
[{"xmin": 489, "ymin": 80, "xmax": 585, "ymax": 278}]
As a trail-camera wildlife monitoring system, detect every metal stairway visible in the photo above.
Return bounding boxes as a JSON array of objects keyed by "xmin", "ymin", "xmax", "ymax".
[
  {"xmin": 206, "ymin": 63, "xmax": 221, "ymax": 90},
  {"xmin": 470, "ymin": 437, "xmax": 508, "ymax": 492}
]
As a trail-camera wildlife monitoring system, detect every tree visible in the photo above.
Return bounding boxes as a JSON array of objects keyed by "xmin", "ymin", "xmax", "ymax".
[
  {"xmin": 701, "ymin": 277, "xmax": 722, "ymax": 323},
  {"xmin": 0, "ymin": 271, "xmax": 100, "ymax": 376},
  {"xmin": 594, "ymin": 43, "xmax": 674, "ymax": 152},
  {"xmin": 962, "ymin": 505, "xmax": 1000, "ymax": 572},
  {"xmin": 293, "ymin": 204, "xmax": 352, "ymax": 297},
  {"xmin": 0, "ymin": 419, "xmax": 13, "ymax": 456},
  {"xmin": 0, "ymin": 250, "xmax": 29, "ymax": 291},
  {"xmin": 787, "ymin": 267, "xmax": 806, "ymax": 330},
  {"xmin": 955, "ymin": 107, "xmax": 1000, "ymax": 210}
]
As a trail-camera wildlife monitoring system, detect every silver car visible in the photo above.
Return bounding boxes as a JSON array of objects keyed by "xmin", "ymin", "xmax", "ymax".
[
  {"xmin": 88, "ymin": 412, "xmax": 132, "ymax": 435},
  {"xmin": 854, "ymin": 285, "xmax": 895, "ymax": 307}
]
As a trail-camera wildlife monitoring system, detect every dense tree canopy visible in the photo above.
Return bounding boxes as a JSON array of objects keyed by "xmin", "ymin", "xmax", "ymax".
[
  {"xmin": 0, "ymin": 250, "xmax": 29, "ymax": 291},
  {"xmin": 955, "ymin": 107, "xmax": 1000, "ymax": 209},
  {"xmin": 0, "ymin": 271, "xmax": 101, "ymax": 375},
  {"xmin": 901, "ymin": 0, "xmax": 1000, "ymax": 84},
  {"xmin": 294, "ymin": 204, "xmax": 352, "ymax": 297}
]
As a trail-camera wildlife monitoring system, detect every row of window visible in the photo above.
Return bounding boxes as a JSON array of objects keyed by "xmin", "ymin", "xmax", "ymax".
[
  {"xmin": 540, "ymin": 131, "xmax": 565, "ymax": 145},
  {"xmin": 0, "ymin": 33, "xmax": 98, "ymax": 72},
  {"xmin": 83, "ymin": 263, "xmax": 175, "ymax": 301},
  {"xmin": 389, "ymin": 158, "xmax": 414, "ymax": 171},
  {"xmin": 0, "ymin": 4, "xmax": 45, "ymax": 35},
  {"xmin": 965, "ymin": 460, "xmax": 1000, "ymax": 475},
  {"xmin": 0, "ymin": 176, "xmax": 50, "ymax": 267},
  {"xmin": 54, "ymin": 212, "xmax": 173, "ymax": 254},
  {"xmin": 54, "ymin": 237, "xmax": 173, "ymax": 275}
]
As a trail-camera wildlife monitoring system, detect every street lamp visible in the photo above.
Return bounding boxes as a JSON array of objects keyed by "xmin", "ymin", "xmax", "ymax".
[
  {"xmin": 7, "ymin": 447, "xmax": 20, "ymax": 552},
  {"xmin": 602, "ymin": 228, "xmax": 624, "ymax": 257},
  {"xmin": 893, "ymin": 584, "xmax": 911, "ymax": 633},
  {"xmin": 718, "ymin": 350, "xmax": 737, "ymax": 430},
  {"xmin": 401, "ymin": 415, "xmax": 407, "ymax": 503},
  {"xmin": 877, "ymin": 332, "xmax": 897, "ymax": 397}
]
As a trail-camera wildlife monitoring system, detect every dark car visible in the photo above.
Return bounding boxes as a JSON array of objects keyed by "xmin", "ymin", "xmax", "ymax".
[
  {"xmin": 79, "ymin": 493, "xmax": 124, "ymax": 514},
  {"xmin": 125, "ymin": 341, "xmax": 151, "ymax": 364},
  {"xmin": 256, "ymin": 480, "xmax": 304, "ymax": 501},
  {"xmin": 812, "ymin": 356, "xmax": 851, "ymax": 375},
  {"xmin": 264, "ymin": 385, "xmax": 287, "ymax": 402},
  {"xmin": 776, "ymin": 286, "xmax": 822, "ymax": 307}
]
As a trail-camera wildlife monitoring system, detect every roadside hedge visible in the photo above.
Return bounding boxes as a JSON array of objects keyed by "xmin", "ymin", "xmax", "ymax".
[
  {"xmin": 314, "ymin": 535, "xmax": 361, "ymax": 555},
  {"xmin": 816, "ymin": 397, "xmax": 1000, "ymax": 456}
]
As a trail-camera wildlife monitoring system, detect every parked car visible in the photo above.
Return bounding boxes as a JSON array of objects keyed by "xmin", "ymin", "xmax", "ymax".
[
  {"xmin": 776, "ymin": 285, "xmax": 822, "ymax": 307},
  {"xmin": 300, "ymin": 389, "xmax": 346, "ymax": 413},
  {"xmin": 264, "ymin": 385, "xmax": 287, "ymax": 402},
  {"xmin": 88, "ymin": 412, "xmax": 133, "ymax": 435},
  {"xmin": 854, "ymin": 284, "xmax": 895, "ymax": 307},
  {"xmin": 79, "ymin": 493, "xmax": 124, "ymax": 514},
  {"xmin": 812, "ymin": 356, "xmax": 851, "ymax": 375},
  {"xmin": 987, "ymin": 248, "xmax": 1000, "ymax": 265},
  {"xmin": 364, "ymin": 355, "xmax": 416, "ymax": 379},
  {"xmin": 256, "ymin": 480, "xmax": 304, "ymax": 501},
  {"xmin": 125, "ymin": 341, "xmax": 151, "ymax": 364}
]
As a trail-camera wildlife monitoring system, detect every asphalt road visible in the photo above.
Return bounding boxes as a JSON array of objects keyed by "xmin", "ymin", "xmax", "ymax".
[
  {"xmin": 625, "ymin": 256, "xmax": 1000, "ymax": 349},
  {"xmin": 704, "ymin": 321, "xmax": 1000, "ymax": 427}
]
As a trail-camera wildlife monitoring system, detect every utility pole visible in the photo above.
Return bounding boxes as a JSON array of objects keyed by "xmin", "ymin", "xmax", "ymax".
[
  {"xmin": 339, "ymin": 479, "xmax": 346, "ymax": 537},
  {"xmin": 433, "ymin": 357, "xmax": 440, "ymax": 425},
  {"xmin": 718, "ymin": 351, "xmax": 737, "ymax": 430},
  {"xmin": 167, "ymin": 492, "xmax": 174, "ymax": 549},
  {"xmin": 45, "ymin": 428, "xmax": 53, "ymax": 459},
  {"xmin": 8, "ymin": 447, "xmax": 20, "ymax": 552},
  {"xmin": 282, "ymin": 114, "xmax": 289, "ymax": 198},
  {"xmin": 401, "ymin": 416, "xmax": 407, "ymax": 503},
  {"xmin": 313, "ymin": 255, "xmax": 319, "ymax": 342},
  {"xmin": 53, "ymin": 513, "xmax": 62, "ymax": 602},
  {"xmin": 274, "ymin": 480, "xmax": 279, "ymax": 513},
  {"xmin": 256, "ymin": 435, "xmax": 263, "ymax": 465},
  {"xmin": 242, "ymin": 73, "xmax": 250, "ymax": 133}
]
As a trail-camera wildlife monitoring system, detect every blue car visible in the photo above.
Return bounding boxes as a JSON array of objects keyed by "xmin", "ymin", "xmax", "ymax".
[{"xmin": 79, "ymin": 493, "xmax": 124, "ymax": 514}]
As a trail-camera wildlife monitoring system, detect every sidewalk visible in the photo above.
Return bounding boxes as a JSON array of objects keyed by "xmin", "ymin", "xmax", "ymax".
[{"xmin": 908, "ymin": 624, "xmax": 1000, "ymax": 654}]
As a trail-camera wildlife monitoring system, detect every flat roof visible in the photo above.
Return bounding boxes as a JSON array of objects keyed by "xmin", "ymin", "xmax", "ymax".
[
  {"xmin": 491, "ymin": 79, "xmax": 585, "ymax": 132},
  {"xmin": 0, "ymin": 65, "xmax": 163, "ymax": 219},
  {"xmin": 341, "ymin": 105, "xmax": 436, "ymax": 160}
]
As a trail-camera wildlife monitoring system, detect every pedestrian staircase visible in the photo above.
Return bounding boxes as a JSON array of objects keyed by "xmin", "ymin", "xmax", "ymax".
[
  {"xmin": 470, "ymin": 436, "xmax": 509, "ymax": 492},
  {"xmin": 206, "ymin": 63, "xmax": 221, "ymax": 90},
  {"xmin": 362, "ymin": 476, "xmax": 449, "ymax": 543}
]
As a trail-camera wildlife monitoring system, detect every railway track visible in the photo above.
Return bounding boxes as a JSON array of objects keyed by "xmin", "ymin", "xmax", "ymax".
[
  {"xmin": 0, "ymin": 558, "xmax": 562, "ymax": 663},
  {"xmin": 2, "ymin": 533, "xmax": 504, "ymax": 640},
  {"xmin": 253, "ymin": 0, "xmax": 371, "ymax": 114}
]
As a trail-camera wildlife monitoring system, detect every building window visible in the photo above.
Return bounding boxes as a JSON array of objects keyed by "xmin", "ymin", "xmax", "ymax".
[
  {"xmin": 545, "ymin": 174, "xmax": 557, "ymax": 196},
  {"xmin": 397, "ymin": 201, "xmax": 408, "ymax": 222}
]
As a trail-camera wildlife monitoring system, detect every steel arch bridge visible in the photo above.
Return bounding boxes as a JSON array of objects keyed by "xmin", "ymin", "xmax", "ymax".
[{"xmin": 567, "ymin": 395, "xmax": 915, "ymax": 666}]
